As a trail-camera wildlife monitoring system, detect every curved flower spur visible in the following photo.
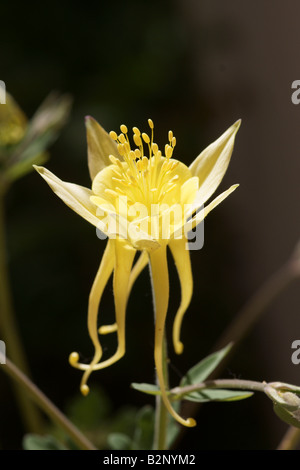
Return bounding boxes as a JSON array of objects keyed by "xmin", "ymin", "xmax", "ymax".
[{"xmin": 34, "ymin": 117, "xmax": 240, "ymax": 427}]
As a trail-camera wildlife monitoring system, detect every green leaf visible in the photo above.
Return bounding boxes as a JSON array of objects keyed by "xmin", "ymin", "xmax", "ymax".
[
  {"xmin": 107, "ymin": 433, "xmax": 132, "ymax": 450},
  {"xmin": 180, "ymin": 343, "xmax": 232, "ymax": 387},
  {"xmin": 183, "ymin": 388, "xmax": 253, "ymax": 403},
  {"xmin": 131, "ymin": 383, "xmax": 161, "ymax": 395},
  {"xmin": 132, "ymin": 406, "xmax": 155, "ymax": 450},
  {"xmin": 4, "ymin": 152, "xmax": 49, "ymax": 182},
  {"xmin": 273, "ymin": 404, "xmax": 300, "ymax": 429},
  {"xmin": 66, "ymin": 388, "xmax": 112, "ymax": 430},
  {"xmin": 23, "ymin": 434, "xmax": 67, "ymax": 450}
]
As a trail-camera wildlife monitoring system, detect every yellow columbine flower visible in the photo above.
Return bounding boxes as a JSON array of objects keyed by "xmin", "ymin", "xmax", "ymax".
[{"xmin": 34, "ymin": 117, "xmax": 240, "ymax": 428}]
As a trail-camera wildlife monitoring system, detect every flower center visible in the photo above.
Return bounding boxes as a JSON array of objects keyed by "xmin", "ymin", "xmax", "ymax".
[{"xmin": 90, "ymin": 120, "xmax": 198, "ymax": 243}]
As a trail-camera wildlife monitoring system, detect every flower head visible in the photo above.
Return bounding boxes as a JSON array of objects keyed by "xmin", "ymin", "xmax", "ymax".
[{"xmin": 34, "ymin": 116, "xmax": 240, "ymax": 427}]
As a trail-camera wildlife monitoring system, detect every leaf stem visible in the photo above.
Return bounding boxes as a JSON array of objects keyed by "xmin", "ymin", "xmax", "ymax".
[
  {"xmin": 0, "ymin": 353, "xmax": 97, "ymax": 450},
  {"xmin": 171, "ymin": 378, "xmax": 267, "ymax": 399},
  {"xmin": 0, "ymin": 188, "xmax": 43, "ymax": 432}
]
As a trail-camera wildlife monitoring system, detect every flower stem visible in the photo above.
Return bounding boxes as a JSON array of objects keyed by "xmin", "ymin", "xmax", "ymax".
[
  {"xmin": 0, "ymin": 352, "xmax": 97, "ymax": 450},
  {"xmin": 153, "ymin": 333, "xmax": 169, "ymax": 450},
  {"xmin": 277, "ymin": 427, "xmax": 300, "ymax": 450},
  {"xmin": 0, "ymin": 188, "xmax": 43, "ymax": 432},
  {"xmin": 171, "ymin": 378, "xmax": 267, "ymax": 398}
]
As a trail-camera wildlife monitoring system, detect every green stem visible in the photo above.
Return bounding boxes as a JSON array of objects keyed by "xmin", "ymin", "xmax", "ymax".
[
  {"xmin": 277, "ymin": 427, "xmax": 300, "ymax": 450},
  {"xmin": 171, "ymin": 378, "xmax": 267, "ymax": 398},
  {"xmin": 153, "ymin": 334, "xmax": 169, "ymax": 450},
  {"xmin": 0, "ymin": 353, "xmax": 96, "ymax": 450},
  {"xmin": 0, "ymin": 188, "xmax": 43, "ymax": 432}
]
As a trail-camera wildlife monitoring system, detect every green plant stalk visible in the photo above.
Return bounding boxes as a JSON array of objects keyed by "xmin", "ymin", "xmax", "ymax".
[
  {"xmin": 171, "ymin": 378, "xmax": 267, "ymax": 399},
  {"xmin": 153, "ymin": 334, "xmax": 169, "ymax": 450},
  {"xmin": 0, "ymin": 353, "xmax": 96, "ymax": 450},
  {"xmin": 277, "ymin": 426, "xmax": 300, "ymax": 450},
  {"xmin": 0, "ymin": 189, "xmax": 42, "ymax": 432},
  {"xmin": 0, "ymin": 354, "xmax": 97, "ymax": 450}
]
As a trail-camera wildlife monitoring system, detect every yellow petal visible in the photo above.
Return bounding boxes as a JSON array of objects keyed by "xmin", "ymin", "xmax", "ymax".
[
  {"xmin": 85, "ymin": 116, "xmax": 120, "ymax": 180},
  {"xmin": 89, "ymin": 239, "xmax": 136, "ymax": 371},
  {"xmin": 150, "ymin": 245, "xmax": 196, "ymax": 428},
  {"xmin": 128, "ymin": 250, "xmax": 149, "ymax": 296},
  {"xmin": 71, "ymin": 238, "xmax": 136, "ymax": 396},
  {"xmin": 189, "ymin": 120, "xmax": 240, "ymax": 207},
  {"xmin": 69, "ymin": 240, "xmax": 115, "ymax": 390},
  {"xmin": 33, "ymin": 165, "xmax": 104, "ymax": 230},
  {"xmin": 99, "ymin": 250, "xmax": 149, "ymax": 336},
  {"xmin": 169, "ymin": 238, "xmax": 193, "ymax": 355}
]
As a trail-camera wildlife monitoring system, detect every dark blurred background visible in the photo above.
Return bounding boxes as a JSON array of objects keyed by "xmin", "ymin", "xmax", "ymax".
[{"xmin": 1, "ymin": 0, "xmax": 300, "ymax": 450}]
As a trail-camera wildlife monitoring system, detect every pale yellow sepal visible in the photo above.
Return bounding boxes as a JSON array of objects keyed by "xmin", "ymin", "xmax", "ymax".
[
  {"xmin": 33, "ymin": 165, "xmax": 104, "ymax": 231},
  {"xmin": 189, "ymin": 120, "xmax": 241, "ymax": 208},
  {"xmin": 85, "ymin": 116, "xmax": 120, "ymax": 180},
  {"xmin": 184, "ymin": 184, "xmax": 239, "ymax": 236}
]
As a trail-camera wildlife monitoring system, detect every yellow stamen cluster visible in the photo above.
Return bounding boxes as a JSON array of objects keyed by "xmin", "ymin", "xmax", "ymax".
[{"xmin": 106, "ymin": 120, "xmax": 178, "ymax": 209}]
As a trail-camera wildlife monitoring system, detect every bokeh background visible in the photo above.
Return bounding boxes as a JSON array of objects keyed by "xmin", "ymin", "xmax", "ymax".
[{"xmin": 1, "ymin": 0, "xmax": 300, "ymax": 450}]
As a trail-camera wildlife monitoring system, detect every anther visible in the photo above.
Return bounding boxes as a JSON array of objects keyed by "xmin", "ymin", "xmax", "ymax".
[
  {"xmin": 168, "ymin": 130, "xmax": 173, "ymax": 142},
  {"xmin": 165, "ymin": 145, "xmax": 173, "ymax": 159},
  {"xmin": 142, "ymin": 133, "xmax": 150, "ymax": 144},
  {"xmin": 152, "ymin": 143, "xmax": 158, "ymax": 154},
  {"xmin": 133, "ymin": 134, "xmax": 142, "ymax": 147},
  {"xmin": 172, "ymin": 137, "xmax": 176, "ymax": 147},
  {"xmin": 109, "ymin": 131, "xmax": 118, "ymax": 141},
  {"xmin": 135, "ymin": 148, "xmax": 141, "ymax": 158},
  {"xmin": 142, "ymin": 156, "xmax": 149, "ymax": 169},
  {"xmin": 120, "ymin": 124, "xmax": 128, "ymax": 134},
  {"xmin": 118, "ymin": 134, "xmax": 126, "ymax": 144},
  {"xmin": 133, "ymin": 127, "xmax": 141, "ymax": 136},
  {"xmin": 109, "ymin": 155, "xmax": 119, "ymax": 165},
  {"xmin": 148, "ymin": 119, "xmax": 154, "ymax": 129}
]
